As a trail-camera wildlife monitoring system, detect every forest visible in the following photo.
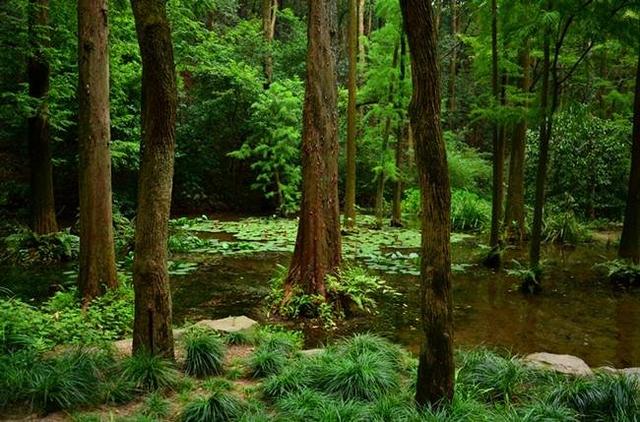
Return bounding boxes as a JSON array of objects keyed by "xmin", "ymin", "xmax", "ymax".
[{"xmin": 0, "ymin": 0, "xmax": 640, "ymax": 420}]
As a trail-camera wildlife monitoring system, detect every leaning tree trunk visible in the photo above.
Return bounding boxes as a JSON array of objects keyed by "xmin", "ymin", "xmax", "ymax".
[
  {"xmin": 130, "ymin": 0, "xmax": 178, "ymax": 358},
  {"xmin": 619, "ymin": 49, "xmax": 640, "ymax": 262},
  {"xmin": 284, "ymin": 0, "xmax": 341, "ymax": 300},
  {"xmin": 344, "ymin": 0, "xmax": 358, "ymax": 230},
  {"xmin": 262, "ymin": 0, "xmax": 277, "ymax": 88},
  {"xmin": 487, "ymin": 0, "xmax": 504, "ymax": 267},
  {"xmin": 504, "ymin": 47, "xmax": 530, "ymax": 243},
  {"xmin": 27, "ymin": 0, "xmax": 58, "ymax": 234},
  {"xmin": 77, "ymin": 0, "xmax": 118, "ymax": 304},
  {"xmin": 401, "ymin": 0, "xmax": 454, "ymax": 408}
]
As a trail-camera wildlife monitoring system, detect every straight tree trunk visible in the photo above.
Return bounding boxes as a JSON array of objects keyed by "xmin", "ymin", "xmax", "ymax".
[
  {"xmin": 284, "ymin": 0, "xmax": 341, "ymax": 300},
  {"xmin": 487, "ymin": 0, "xmax": 504, "ymax": 266},
  {"xmin": 400, "ymin": 0, "xmax": 454, "ymax": 408},
  {"xmin": 130, "ymin": 0, "xmax": 178, "ymax": 358},
  {"xmin": 391, "ymin": 34, "xmax": 408, "ymax": 227},
  {"xmin": 504, "ymin": 47, "xmax": 530, "ymax": 243},
  {"xmin": 77, "ymin": 0, "xmax": 118, "ymax": 304},
  {"xmin": 27, "ymin": 0, "xmax": 58, "ymax": 234},
  {"xmin": 447, "ymin": 0, "xmax": 458, "ymax": 123},
  {"xmin": 358, "ymin": 0, "xmax": 366, "ymax": 68},
  {"xmin": 262, "ymin": 0, "xmax": 277, "ymax": 88},
  {"xmin": 344, "ymin": 0, "xmax": 358, "ymax": 230},
  {"xmin": 619, "ymin": 49, "xmax": 640, "ymax": 262},
  {"xmin": 528, "ymin": 23, "xmax": 551, "ymax": 281}
]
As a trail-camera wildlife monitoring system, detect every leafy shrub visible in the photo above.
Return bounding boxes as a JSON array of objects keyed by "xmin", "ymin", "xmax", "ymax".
[
  {"xmin": 120, "ymin": 352, "xmax": 180, "ymax": 392},
  {"xmin": 542, "ymin": 204, "xmax": 590, "ymax": 244},
  {"xmin": 1, "ymin": 228, "xmax": 79, "ymax": 265},
  {"xmin": 450, "ymin": 190, "xmax": 491, "ymax": 232},
  {"xmin": 597, "ymin": 259, "xmax": 640, "ymax": 286},
  {"xmin": 184, "ymin": 328, "xmax": 226, "ymax": 377},
  {"xmin": 181, "ymin": 390, "xmax": 245, "ymax": 422}
]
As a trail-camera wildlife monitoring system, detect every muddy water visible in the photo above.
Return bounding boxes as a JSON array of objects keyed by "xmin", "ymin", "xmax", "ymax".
[{"xmin": 171, "ymin": 237, "xmax": 640, "ymax": 369}]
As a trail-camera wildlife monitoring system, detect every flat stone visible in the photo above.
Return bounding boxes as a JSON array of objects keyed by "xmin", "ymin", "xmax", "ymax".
[
  {"xmin": 195, "ymin": 316, "xmax": 258, "ymax": 333},
  {"xmin": 113, "ymin": 338, "xmax": 132, "ymax": 356},
  {"xmin": 619, "ymin": 368, "xmax": 640, "ymax": 380},
  {"xmin": 524, "ymin": 352, "xmax": 593, "ymax": 376},
  {"xmin": 300, "ymin": 348, "xmax": 323, "ymax": 357}
]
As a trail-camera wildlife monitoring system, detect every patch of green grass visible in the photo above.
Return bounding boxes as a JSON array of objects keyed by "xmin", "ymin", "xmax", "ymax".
[
  {"xmin": 202, "ymin": 377, "xmax": 233, "ymax": 393},
  {"xmin": 181, "ymin": 390, "xmax": 245, "ymax": 422},
  {"xmin": 184, "ymin": 328, "xmax": 226, "ymax": 377},
  {"xmin": 248, "ymin": 347, "xmax": 287, "ymax": 378},
  {"xmin": 120, "ymin": 352, "xmax": 180, "ymax": 392},
  {"xmin": 262, "ymin": 359, "xmax": 313, "ymax": 399},
  {"xmin": 141, "ymin": 391, "xmax": 171, "ymax": 419}
]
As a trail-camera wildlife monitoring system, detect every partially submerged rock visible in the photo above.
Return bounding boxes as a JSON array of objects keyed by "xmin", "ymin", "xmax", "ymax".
[{"xmin": 524, "ymin": 352, "xmax": 593, "ymax": 376}]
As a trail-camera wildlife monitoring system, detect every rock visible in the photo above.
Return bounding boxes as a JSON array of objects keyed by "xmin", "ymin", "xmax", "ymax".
[
  {"xmin": 619, "ymin": 367, "xmax": 640, "ymax": 380},
  {"xmin": 195, "ymin": 315, "xmax": 258, "ymax": 333},
  {"xmin": 300, "ymin": 348, "xmax": 323, "ymax": 357},
  {"xmin": 113, "ymin": 338, "xmax": 132, "ymax": 356},
  {"xmin": 595, "ymin": 366, "xmax": 619, "ymax": 374},
  {"xmin": 524, "ymin": 352, "xmax": 593, "ymax": 376}
]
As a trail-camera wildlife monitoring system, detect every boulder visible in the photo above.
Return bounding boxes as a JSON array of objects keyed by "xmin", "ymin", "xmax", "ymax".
[
  {"xmin": 195, "ymin": 315, "xmax": 258, "ymax": 333},
  {"xmin": 524, "ymin": 352, "xmax": 593, "ymax": 376},
  {"xmin": 619, "ymin": 367, "xmax": 640, "ymax": 380},
  {"xmin": 300, "ymin": 348, "xmax": 323, "ymax": 357}
]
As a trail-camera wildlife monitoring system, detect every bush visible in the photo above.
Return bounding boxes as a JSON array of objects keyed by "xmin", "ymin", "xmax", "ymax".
[
  {"xmin": 184, "ymin": 328, "xmax": 226, "ymax": 377},
  {"xmin": 597, "ymin": 259, "xmax": 640, "ymax": 286},
  {"xmin": 248, "ymin": 348, "xmax": 287, "ymax": 379},
  {"xmin": 1, "ymin": 228, "xmax": 79, "ymax": 265},
  {"xmin": 450, "ymin": 190, "xmax": 491, "ymax": 232},
  {"xmin": 262, "ymin": 359, "xmax": 313, "ymax": 399},
  {"xmin": 181, "ymin": 390, "xmax": 245, "ymax": 422},
  {"xmin": 141, "ymin": 392, "xmax": 171, "ymax": 419},
  {"xmin": 120, "ymin": 352, "xmax": 180, "ymax": 392},
  {"xmin": 542, "ymin": 205, "xmax": 590, "ymax": 244}
]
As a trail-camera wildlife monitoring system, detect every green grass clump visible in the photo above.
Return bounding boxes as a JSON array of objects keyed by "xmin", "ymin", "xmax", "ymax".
[
  {"xmin": 120, "ymin": 352, "xmax": 180, "ymax": 392},
  {"xmin": 339, "ymin": 334, "xmax": 409, "ymax": 371},
  {"xmin": 184, "ymin": 329, "xmax": 226, "ymax": 377},
  {"xmin": 450, "ymin": 190, "xmax": 492, "ymax": 232},
  {"xmin": 224, "ymin": 330, "xmax": 254, "ymax": 346},
  {"xmin": 141, "ymin": 391, "xmax": 171, "ymax": 419},
  {"xmin": 248, "ymin": 347, "xmax": 287, "ymax": 378},
  {"xmin": 277, "ymin": 388, "xmax": 365, "ymax": 421},
  {"xmin": 365, "ymin": 393, "xmax": 420, "ymax": 421},
  {"xmin": 516, "ymin": 400, "xmax": 579, "ymax": 421},
  {"xmin": 254, "ymin": 327, "xmax": 302, "ymax": 354},
  {"xmin": 181, "ymin": 390, "xmax": 245, "ymax": 422},
  {"xmin": 262, "ymin": 359, "xmax": 313, "ymax": 399},
  {"xmin": 550, "ymin": 373, "xmax": 640, "ymax": 421}
]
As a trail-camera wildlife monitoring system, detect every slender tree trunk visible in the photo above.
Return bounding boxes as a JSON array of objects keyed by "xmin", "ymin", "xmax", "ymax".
[
  {"xmin": 262, "ymin": 0, "xmax": 277, "ymax": 88},
  {"xmin": 486, "ymin": 0, "xmax": 504, "ymax": 267},
  {"xmin": 391, "ymin": 34, "xmax": 408, "ymax": 228},
  {"xmin": 528, "ymin": 23, "xmax": 551, "ymax": 281},
  {"xmin": 447, "ymin": 0, "xmax": 458, "ymax": 124},
  {"xmin": 344, "ymin": 0, "xmax": 358, "ymax": 230},
  {"xmin": 504, "ymin": 47, "xmax": 530, "ymax": 243},
  {"xmin": 619, "ymin": 49, "xmax": 640, "ymax": 262},
  {"xmin": 27, "ymin": 0, "xmax": 58, "ymax": 234},
  {"xmin": 130, "ymin": 0, "xmax": 178, "ymax": 358},
  {"xmin": 284, "ymin": 0, "xmax": 341, "ymax": 301},
  {"xmin": 77, "ymin": 0, "xmax": 118, "ymax": 303},
  {"xmin": 374, "ymin": 43, "xmax": 400, "ymax": 228},
  {"xmin": 401, "ymin": 0, "xmax": 454, "ymax": 408},
  {"xmin": 358, "ymin": 0, "xmax": 366, "ymax": 68}
]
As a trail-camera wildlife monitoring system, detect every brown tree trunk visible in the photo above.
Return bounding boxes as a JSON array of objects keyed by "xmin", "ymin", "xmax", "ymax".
[
  {"xmin": 401, "ymin": 0, "xmax": 454, "ymax": 408},
  {"xmin": 77, "ymin": 0, "xmax": 118, "ymax": 304},
  {"xmin": 27, "ymin": 0, "xmax": 58, "ymax": 234},
  {"xmin": 619, "ymin": 49, "xmax": 640, "ymax": 262},
  {"xmin": 486, "ymin": 0, "xmax": 504, "ymax": 267},
  {"xmin": 284, "ymin": 0, "xmax": 341, "ymax": 300},
  {"xmin": 344, "ymin": 0, "xmax": 358, "ymax": 230},
  {"xmin": 130, "ymin": 0, "xmax": 178, "ymax": 358},
  {"xmin": 391, "ymin": 34, "xmax": 408, "ymax": 228},
  {"xmin": 528, "ymin": 22, "xmax": 551, "ymax": 281},
  {"xmin": 358, "ymin": 0, "xmax": 366, "ymax": 68},
  {"xmin": 262, "ymin": 0, "xmax": 277, "ymax": 88},
  {"xmin": 504, "ymin": 47, "xmax": 530, "ymax": 243}
]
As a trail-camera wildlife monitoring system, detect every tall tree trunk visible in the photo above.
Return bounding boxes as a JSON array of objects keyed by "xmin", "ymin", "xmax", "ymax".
[
  {"xmin": 486, "ymin": 0, "xmax": 504, "ymax": 267},
  {"xmin": 357, "ymin": 0, "xmax": 366, "ymax": 68},
  {"xmin": 27, "ymin": 0, "xmax": 58, "ymax": 234},
  {"xmin": 447, "ymin": 0, "xmax": 458, "ymax": 124},
  {"xmin": 344, "ymin": 0, "xmax": 358, "ymax": 230},
  {"xmin": 391, "ymin": 34, "xmax": 408, "ymax": 228},
  {"xmin": 374, "ymin": 43, "xmax": 400, "ymax": 228},
  {"xmin": 262, "ymin": 0, "xmax": 277, "ymax": 88},
  {"xmin": 504, "ymin": 47, "xmax": 530, "ymax": 243},
  {"xmin": 284, "ymin": 0, "xmax": 341, "ymax": 300},
  {"xmin": 130, "ymin": 0, "xmax": 178, "ymax": 358},
  {"xmin": 401, "ymin": 0, "xmax": 454, "ymax": 408},
  {"xmin": 527, "ymin": 21, "xmax": 551, "ymax": 285},
  {"xmin": 619, "ymin": 49, "xmax": 640, "ymax": 262},
  {"xmin": 77, "ymin": 0, "xmax": 118, "ymax": 303}
]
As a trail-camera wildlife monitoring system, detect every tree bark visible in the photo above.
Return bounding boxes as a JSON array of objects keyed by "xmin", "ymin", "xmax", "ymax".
[
  {"xmin": 262, "ymin": 0, "xmax": 277, "ymax": 88},
  {"xmin": 619, "ymin": 49, "xmax": 640, "ymax": 262},
  {"xmin": 528, "ymin": 21, "xmax": 551, "ymax": 277},
  {"xmin": 284, "ymin": 0, "xmax": 341, "ymax": 300},
  {"xmin": 77, "ymin": 0, "xmax": 118, "ymax": 304},
  {"xmin": 504, "ymin": 47, "xmax": 530, "ymax": 243},
  {"xmin": 130, "ymin": 0, "xmax": 178, "ymax": 358},
  {"xmin": 447, "ymin": 0, "xmax": 458, "ymax": 124},
  {"xmin": 344, "ymin": 0, "xmax": 358, "ymax": 230},
  {"xmin": 27, "ymin": 0, "xmax": 58, "ymax": 234},
  {"xmin": 357, "ymin": 0, "xmax": 366, "ymax": 68},
  {"xmin": 487, "ymin": 0, "xmax": 504, "ymax": 264},
  {"xmin": 401, "ymin": 0, "xmax": 454, "ymax": 408},
  {"xmin": 391, "ymin": 34, "xmax": 408, "ymax": 228}
]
